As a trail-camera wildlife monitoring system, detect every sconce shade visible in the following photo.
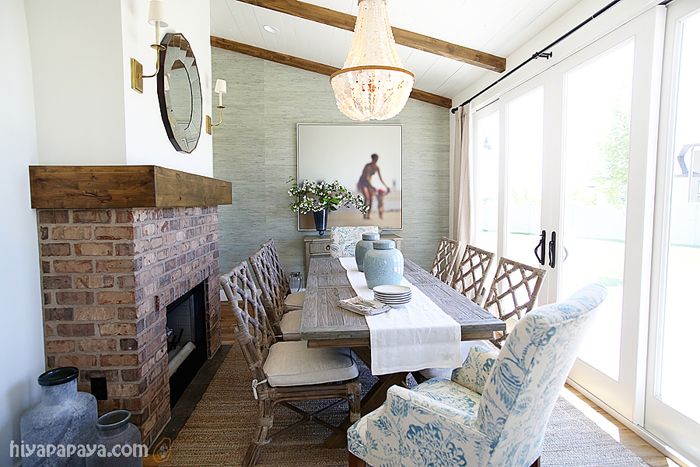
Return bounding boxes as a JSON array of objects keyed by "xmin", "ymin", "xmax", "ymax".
[
  {"xmin": 214, "ymin": 79, "xmax": 227, "ymax": 94},
  {"xmin": 148, "ymin": 0, "xmax": 169, "ymax": 27}
]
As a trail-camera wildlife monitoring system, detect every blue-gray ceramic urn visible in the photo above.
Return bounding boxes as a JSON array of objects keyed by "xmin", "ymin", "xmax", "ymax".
[
  {"xmin": 87, "ymin": 410, "xmax": 142, "ymax": 467},
  {"xmin": 355, "ymin": 232, "xmax": 380, "ymax": 272},
  {"xmin": 363, "ymin": 240, "xmax": 404, "ymax": 289},
  {"xmin": 20, "ymin": 367, "xmax": 98, "ymax": 466}
]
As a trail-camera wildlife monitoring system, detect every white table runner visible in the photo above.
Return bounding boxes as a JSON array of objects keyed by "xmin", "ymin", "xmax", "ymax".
[{"xmin": 339, "ymin": 257, "xmax": 462, "ymax": 375}]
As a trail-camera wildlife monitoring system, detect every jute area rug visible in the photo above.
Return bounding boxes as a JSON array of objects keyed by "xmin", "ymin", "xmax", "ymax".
[{"xmin": 161, "ymin": 346, "xmax": 649, "ymax": 466}]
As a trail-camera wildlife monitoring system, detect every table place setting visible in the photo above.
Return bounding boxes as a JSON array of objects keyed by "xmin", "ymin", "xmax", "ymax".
[{"xmin": 338, "ymin": 253, "xmax": 462, "ymax": 375}]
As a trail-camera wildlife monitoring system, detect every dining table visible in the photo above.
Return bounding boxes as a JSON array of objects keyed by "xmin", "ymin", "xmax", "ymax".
[{"xmin": 300, "ymin": 256, "xmax": 506, "ymax": 447}]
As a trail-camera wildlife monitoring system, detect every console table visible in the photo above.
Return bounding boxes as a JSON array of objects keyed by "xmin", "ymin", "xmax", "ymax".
[{"xmin": 303, "ymin": 233, "xmax": 403, "ymax": 277}]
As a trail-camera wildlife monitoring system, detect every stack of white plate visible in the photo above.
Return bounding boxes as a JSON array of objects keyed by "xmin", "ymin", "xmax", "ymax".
[{"xmin": 373, "ymin": 285, "xmax": 412, "ymax": 306}]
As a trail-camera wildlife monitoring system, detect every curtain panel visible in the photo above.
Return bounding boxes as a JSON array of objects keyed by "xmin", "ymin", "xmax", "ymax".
[{"xmin": 451, "ymin": 105, "xmax": 473, "ymax": 244}]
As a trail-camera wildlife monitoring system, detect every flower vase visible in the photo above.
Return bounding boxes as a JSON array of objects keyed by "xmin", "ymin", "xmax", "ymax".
[
  {"xmin": 87, "ymin": 410, "xmax": 142, "ymax": 467},
  {"xmin": 363, "ymin": 240, "xmax": 404, "ymax": 289},
  {"xmin": 355, "ymin": 232, "xmax": 380, "ymax": 272},
  {"xmin": 20, "ymin": 367, "xmax": 98, "ymax": 467},
  {"xmin": 313, "ymin": 209, "xmax": 328, "ymax": 236}
]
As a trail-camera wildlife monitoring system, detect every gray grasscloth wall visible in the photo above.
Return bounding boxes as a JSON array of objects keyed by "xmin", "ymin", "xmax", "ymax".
[{"xmin": 213, "ymin": 48, "xmax": 450, "ymax": 277}]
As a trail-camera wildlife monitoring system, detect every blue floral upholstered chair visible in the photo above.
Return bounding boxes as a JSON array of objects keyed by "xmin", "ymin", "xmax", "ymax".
[
  {"xmin": 347, "ymin": 284, "xmax": 607, "ymax": 467},
  {"xmin": 329, "ymin": 226, "xmax": 379, "ymax": 258}
]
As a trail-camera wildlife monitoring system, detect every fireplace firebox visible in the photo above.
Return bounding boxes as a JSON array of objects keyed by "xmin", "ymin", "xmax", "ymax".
[{"xmin": 166, "ymin": 281, "xmax": 207, "ymax": 406}]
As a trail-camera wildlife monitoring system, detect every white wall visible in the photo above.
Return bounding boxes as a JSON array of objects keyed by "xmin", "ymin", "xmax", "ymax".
[
  {"xmin": 121, "ymin": 0, "xmax": 213, "ymax": 176},
  {"xmin": 0, "ymin": 1, "xmax": 45, "ymax": 466},
  {"xmin": 25, "ymin": 0, "xmax": 213, "ymax": 176},
  {"xmin": 25, "ymin": 0, "xmax": 128, "ymax": 166}
]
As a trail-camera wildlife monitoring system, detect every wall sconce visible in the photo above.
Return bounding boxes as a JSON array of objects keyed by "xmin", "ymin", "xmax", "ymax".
[
  {"xmin": 130, "ymin": 0, "xmax": 168, "ymax": 93},
  {"xmin": 206, "ymin": 79, "xmax": 227, "ymax": 135}
]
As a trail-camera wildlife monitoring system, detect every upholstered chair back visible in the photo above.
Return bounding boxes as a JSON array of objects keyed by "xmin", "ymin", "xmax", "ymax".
[
  {"xmin": 249, "ymin": 240, "xmax": 290, "ymax": 327},
  {"xmin": 476, "ymin": 284, "xmax": 607, "ymax": 466},
  {"xmin": 329, "ymin": 226, "xmax": 379, "ymax": 258},
  {"xmin": 220, "ymin": 262, "xmax": 276, "ymax": 382}
]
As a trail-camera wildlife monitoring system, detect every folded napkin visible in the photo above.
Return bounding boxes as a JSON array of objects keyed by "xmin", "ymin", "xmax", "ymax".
[{"xmin": 339, "ymin": 257, "xmax": 462, "ymax": 375}]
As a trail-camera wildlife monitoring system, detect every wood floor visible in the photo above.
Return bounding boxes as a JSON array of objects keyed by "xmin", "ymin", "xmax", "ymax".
[{"xmin": 218, "ymin": 301, "xmax": 676, "ymax": 467}]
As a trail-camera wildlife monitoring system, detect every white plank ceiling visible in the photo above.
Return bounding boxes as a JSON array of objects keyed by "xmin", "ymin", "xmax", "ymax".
[{"xmin": 210, "ymin": 0, "xmax": 583, "ymax": 99}]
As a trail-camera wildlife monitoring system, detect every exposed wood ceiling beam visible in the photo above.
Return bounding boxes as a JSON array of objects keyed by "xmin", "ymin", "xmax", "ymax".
[
  {"xmin": 234, "ymin": 0, "xmax": 506, "ymax": 73},
  {"xmin": 211, "ymin": 36, "xmax": 453, "ymax": 109}
]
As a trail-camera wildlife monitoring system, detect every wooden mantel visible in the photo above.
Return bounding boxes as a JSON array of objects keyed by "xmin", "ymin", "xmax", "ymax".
[{"xmin": 29, "ymin": 166, "xmax": 233, "ymax": 209}]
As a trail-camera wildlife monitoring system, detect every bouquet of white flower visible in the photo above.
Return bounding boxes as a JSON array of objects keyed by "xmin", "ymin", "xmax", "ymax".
[{"xmin": 287, "ymin": 178, "xmax": 369, "ymax": 215}]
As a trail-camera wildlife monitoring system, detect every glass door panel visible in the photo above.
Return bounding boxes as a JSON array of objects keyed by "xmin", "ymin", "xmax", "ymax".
[
  {"xmin": 505, "ymin": 87, "xmax": 544, "ymax": 265},
  {"xmin": 473, "ymin": 110, "xmax": 500, "ymax": 253},
  {"xmin": 647, "ymin": 2, "xmax": 700, "ymax": 462},
  {"xmin": 561, "ymin": 41, "xmax": 635, "ymax": 381}
]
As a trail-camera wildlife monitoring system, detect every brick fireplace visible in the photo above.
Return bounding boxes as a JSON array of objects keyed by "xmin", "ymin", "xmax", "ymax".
[{"xmin": 30, "ymin": 166, "xmax": 232, "ymax": 445}]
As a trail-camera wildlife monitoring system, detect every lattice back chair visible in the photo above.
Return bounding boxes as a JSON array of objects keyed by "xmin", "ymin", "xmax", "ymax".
[
  {"xmin": 220, "ymin": 262, "xmax": 276, "ymax": 386},
  {"xmin": 483, "ymin": 257, "xmax": 546, "ymax": 348},
  {"xmin": 221, "ymin": 262, "xmax": 361, "ymax": 466},
  {"xmin": 249, "ymin": 240, "xmax": 290, "ymax": 332},
  {"xmin": 430, "ymin": 237, "xmax": 460, "ymax": 283},
  {"xmin": 451, "ymin": 244, "xmax": 496, "ymax": 305}
]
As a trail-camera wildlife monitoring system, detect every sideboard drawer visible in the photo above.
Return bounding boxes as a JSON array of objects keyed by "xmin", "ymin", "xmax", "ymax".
[{"xmin": 309, "ymin": 241, "xmax": 331, "ymax": 254}]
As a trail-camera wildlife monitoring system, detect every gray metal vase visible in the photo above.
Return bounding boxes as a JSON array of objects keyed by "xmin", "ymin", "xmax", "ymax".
[
  {"xmin": 20, "ymin": 367, "xmax": 98, "ymax": 467},
  {"xmin": 355, "ymin": 232, "xmax": 380, "ymax": 272},
  {"xmin": 87, "ymin": 410, "xmax": 142, "ymax": 467},
  {"xmin": 363, "ymin": 240, "xmax": 404, "ymax": 289}
]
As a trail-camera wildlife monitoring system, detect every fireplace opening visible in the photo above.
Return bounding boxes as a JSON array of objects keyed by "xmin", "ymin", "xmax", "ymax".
[{"xmin": 166, "ymin": 281, "xmax": 207, "ymax": 407}]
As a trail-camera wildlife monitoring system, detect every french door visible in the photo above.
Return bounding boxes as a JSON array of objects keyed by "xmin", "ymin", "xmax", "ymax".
[
  {"xmin": 471, "ymin": 9, "xmax": 663, "ymax": 418},
  {"xmin": 645, "ymin": 0, "xmax": 700, "ymax": 462}
]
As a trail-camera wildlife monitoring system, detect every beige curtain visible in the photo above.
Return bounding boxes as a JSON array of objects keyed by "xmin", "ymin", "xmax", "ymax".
[{"xmin": 451, "ymin": 104, "xmax": 473, "ymax": 244}]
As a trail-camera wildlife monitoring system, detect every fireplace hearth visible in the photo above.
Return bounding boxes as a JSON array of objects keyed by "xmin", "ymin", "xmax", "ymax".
[{"xmin": 30, "ymin": 165, "xmax": 231, "ymax": 446}]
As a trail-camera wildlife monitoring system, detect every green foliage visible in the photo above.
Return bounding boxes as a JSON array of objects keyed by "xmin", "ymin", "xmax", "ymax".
[
  {"xmin": 287, "ymin": 178, "xmax": 369, "ymax": 214},
  {"xmin": 596, "ymin": 109, "xmax": 630, "ymax": 207}
]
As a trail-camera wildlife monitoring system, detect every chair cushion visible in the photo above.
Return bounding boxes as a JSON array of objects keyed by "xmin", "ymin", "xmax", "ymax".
[
  {"xmin": 279, "ymin": 309, "xmax": 302, "ymax": 340},
  {"xmin": 419, "ymin": 340, "xmax": 497, "ymax": 379},
  {"xmin": 413, "ymin": 378, "xmax": 481, "ymax": 420},
  {"xmin": 284, "ymin": 291, "xmax": 305, "ymax": 310},
  {"xmin": 264, "ymin": 341, "xmax": 358, "ymax": 387}
]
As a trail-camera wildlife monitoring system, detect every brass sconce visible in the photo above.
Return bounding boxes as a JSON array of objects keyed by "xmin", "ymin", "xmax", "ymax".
[
  {"xmin": 206, "ymin": 79, "xmax": 227, "ymax": 135},
  {"xmin": 130, "ymin": 0, "xmax": 168, "ymax": 93}
]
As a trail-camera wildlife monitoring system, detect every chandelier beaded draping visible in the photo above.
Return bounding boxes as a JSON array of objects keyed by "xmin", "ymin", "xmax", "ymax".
[{"xmin": 330, "ymin": 0, "xmax": 414, "ymax": 121}]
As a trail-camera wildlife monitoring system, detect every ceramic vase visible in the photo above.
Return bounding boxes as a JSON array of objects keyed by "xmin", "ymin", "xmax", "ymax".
[
  {"xmin": 363, "ymin": 240, "xmax": 404, "ymax": 289},
  {"xmin": 87, "ymin": 410, "xmax": 142, "ymax": 467},
  {"xmin": 355, "ymin": 232, "xmax": 380, "ymax": 272},
  {"xmin": 312, "ymin": 209, "xmax": 328, "ymax": 236},
  {"xmin": 20, "ymin": 367, "xmax": 98, "ymax": 467}
]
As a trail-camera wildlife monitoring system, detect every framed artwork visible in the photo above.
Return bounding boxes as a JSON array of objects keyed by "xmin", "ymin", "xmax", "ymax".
[{"xmin": 296, "ymin": 123, "xmax": 402, "ymax": 230}]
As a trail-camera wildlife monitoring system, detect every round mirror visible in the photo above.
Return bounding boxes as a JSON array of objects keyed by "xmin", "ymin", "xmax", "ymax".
[{"xmin": 157, "ymin": 33, "xmax": 202, "ymax": 153}]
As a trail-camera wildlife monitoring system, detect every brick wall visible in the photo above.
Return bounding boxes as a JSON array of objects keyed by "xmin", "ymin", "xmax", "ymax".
[{"xmin": 38, "ymin": 206, "xmax": 221, "ymax": 445}]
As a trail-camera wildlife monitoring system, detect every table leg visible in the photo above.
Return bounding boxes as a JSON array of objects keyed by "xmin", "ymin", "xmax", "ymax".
[{"xmin": 324, "ymin": 347, "xmax": 408, "ymax": 448}]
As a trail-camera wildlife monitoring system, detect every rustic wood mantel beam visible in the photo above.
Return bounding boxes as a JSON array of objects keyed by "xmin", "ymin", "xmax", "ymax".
[
  {"xmin": 210, "ymin": 36, "xmax": 453, "ymax": 108},
  {"xmin": 234, "ymin": 0, "xmax": 506, "ymax": 72}
]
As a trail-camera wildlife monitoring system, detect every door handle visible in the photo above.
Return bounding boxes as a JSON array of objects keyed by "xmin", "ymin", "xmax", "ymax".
[
  {"xmin": 548, "ymin": 231, "xmax": 557, "ymax": 268},
  {"xmin": 534, "ymin": 230, "xmax": 546, "ymax": 266}
]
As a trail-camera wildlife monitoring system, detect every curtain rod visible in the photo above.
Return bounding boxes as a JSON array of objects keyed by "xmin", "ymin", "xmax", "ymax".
[{"xmin": 451, "ymin": 0, "xmax": 626, "ymax": 114}]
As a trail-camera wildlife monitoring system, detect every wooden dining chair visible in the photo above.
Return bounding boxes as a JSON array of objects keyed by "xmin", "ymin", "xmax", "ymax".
[
  {"xmin": 221, "ymin": 262, "xmax": 361, "ymax": 466},
  {"xmin": 430, "ymin": 237, "xmax": 460, "ymax": 283},
  {"xmin": 483, "ymin": 257, "xmax": 546, "ymax": 348},
  {"xmin": 451, "ymin": 244, "xmax": 496, "ymax": 305},
  {"xmin": 249, "ymin": 240, "xmax": 302, "ymax": 340}
]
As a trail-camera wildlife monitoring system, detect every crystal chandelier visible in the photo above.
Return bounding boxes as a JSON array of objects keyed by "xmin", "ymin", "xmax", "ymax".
[{"xmin": 330, "ymin": 0, "xmax": 415, "ymax": 121}]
